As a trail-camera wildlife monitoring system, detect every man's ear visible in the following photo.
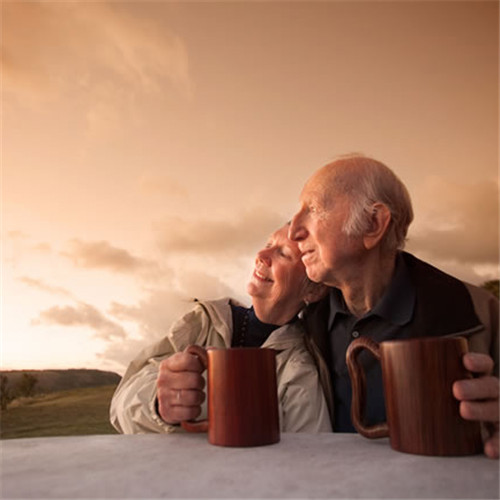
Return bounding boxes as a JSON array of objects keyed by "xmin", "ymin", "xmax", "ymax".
[
  {"xmin": 303, "ymin": 282, "xmax": 330, "ymax": 305},
  {"xmin": 363, "ymin": 203, "xmax": 391, "ymax": 250}
]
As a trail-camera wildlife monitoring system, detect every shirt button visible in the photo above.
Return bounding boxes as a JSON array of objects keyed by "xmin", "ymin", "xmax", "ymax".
[{"xmin": 352, "ymin": 331, "xmax": 360, "ymax": 339}]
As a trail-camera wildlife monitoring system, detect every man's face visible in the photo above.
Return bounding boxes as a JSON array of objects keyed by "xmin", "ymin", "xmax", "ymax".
[{"xmin": 288, "ymin": 169, "xmax": 363, "ymax": 286}]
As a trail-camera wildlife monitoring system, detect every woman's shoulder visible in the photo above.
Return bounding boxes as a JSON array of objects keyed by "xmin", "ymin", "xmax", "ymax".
[{"xmin": 264, "ymin": 322, "xmax": 316, "ymax": 367}]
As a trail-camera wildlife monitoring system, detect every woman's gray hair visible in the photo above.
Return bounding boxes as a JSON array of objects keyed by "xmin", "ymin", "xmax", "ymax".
[{"xmin": 328, "ymin": 154, "xmax": 414, "ymax": 252}]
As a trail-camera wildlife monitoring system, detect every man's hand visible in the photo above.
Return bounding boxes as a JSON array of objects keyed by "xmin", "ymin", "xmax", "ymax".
[
  {"xmin": 156, "ymin": 351, "xmax": 206, "ymax": 425},
  {"xmin": 453, "ymin": 352, "xmax": 499, "ymax": 459}
]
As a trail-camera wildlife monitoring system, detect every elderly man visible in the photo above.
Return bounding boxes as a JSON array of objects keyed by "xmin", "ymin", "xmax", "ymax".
[{"xmin": 289, "ymin": 154, "xmax": 499, "ymax": 458}]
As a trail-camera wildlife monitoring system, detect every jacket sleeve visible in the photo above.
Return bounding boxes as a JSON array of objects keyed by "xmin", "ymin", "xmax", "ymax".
[
  {"xmin": 109, "ymin": 355, "xmax": 176, "ymax": 434},
  {"xmin": 109, "ymin": 305, "xmax": 215, "ymax": 434}
]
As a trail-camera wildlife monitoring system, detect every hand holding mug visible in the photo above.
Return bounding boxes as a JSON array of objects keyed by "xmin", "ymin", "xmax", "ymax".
[
  {"xmin": 156, "ymin": 350, "xmax": 206, "ymax": 424},
  {"xmin": 453, "ymin": 352, "xmax": 499, "ymax": 459}
]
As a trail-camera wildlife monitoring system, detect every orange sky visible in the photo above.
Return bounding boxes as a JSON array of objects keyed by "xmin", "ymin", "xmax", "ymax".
[{"xmin": 2, "ymin": 1, "xmax": 498, "ymax": 374}]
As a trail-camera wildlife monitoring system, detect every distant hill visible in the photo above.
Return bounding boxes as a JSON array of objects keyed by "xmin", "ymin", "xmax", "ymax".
[
  {"xmin": 0, "ymin": 369, "xmax": 121, "ymax": 395},
  {"xmin": 1, "ymin": 385, "xmax": 119, "ymax": 439}
]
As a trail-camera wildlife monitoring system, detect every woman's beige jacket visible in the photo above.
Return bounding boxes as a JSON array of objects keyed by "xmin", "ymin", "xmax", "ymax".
[{"xmin": 110, "ymin": 298, "xmax": 332, "ymax": 434}]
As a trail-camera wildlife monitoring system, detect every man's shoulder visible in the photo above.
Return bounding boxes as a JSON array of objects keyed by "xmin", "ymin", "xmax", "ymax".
[
  {"xmin": 401, "ymin": 252, "xmax": 463, "ymax": 284},
  {"xmin": 401, "ymin": 251, "xmax": 483, "ymax": 333}
]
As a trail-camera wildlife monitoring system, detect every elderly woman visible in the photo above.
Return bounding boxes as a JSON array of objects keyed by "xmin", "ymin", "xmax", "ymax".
[{"xmin": 110, "ymin": 224, "xmax": 332, "ymax": 434}]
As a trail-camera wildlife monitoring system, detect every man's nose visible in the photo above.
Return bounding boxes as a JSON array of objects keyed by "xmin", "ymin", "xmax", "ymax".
[{"xmin": 289, "ymin": 211, "xmax": 307, "ymax": 241}]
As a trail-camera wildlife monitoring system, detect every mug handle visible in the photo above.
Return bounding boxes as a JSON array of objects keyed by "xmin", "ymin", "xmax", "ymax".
[
  {"xmin": 346, "ymin": 337, "xmax": 389, "ymax": 439},
  {"xmin": 180, "ymin": 345, "xmax": 209, "ymax": 433}
]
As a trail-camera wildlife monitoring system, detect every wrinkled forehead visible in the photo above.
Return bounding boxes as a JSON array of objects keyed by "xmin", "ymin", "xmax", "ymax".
[
  {"xmin": 301, "ymin": 168, "xmax": 337, "ymax": 205},
  {"xmin": 303, "ymin": 161, "xmax": 357, "ymax": 207}
]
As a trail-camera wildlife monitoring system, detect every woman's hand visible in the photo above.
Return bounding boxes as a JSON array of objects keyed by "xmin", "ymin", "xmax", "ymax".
[{"xmin": 156, "ymin": 350, "xmax": 206, "ymax": 424}]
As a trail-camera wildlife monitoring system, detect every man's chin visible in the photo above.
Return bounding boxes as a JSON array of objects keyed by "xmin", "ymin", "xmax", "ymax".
[
  {"xmin": 305, "ymin": 265, "xmax": 333, "ymax": 287},
  {"xmin": 305, "ymin": 266, "xmax": 322, "ymax": 284}
]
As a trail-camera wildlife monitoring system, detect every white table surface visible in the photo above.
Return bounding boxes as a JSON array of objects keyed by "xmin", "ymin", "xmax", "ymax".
[{"xmin": 1, "ymin": 433, "xmax": 498, "ymax": 499}]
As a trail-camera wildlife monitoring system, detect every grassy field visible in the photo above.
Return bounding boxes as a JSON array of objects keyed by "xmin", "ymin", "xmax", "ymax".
[{"xmin": 0, "ymin": 385, "xmax": 119, "ymax": 439}]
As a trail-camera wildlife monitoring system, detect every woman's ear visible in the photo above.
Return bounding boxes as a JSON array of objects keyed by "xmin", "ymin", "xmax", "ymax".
[
  {"xmin": 363, "ymin": 202, "xmax": 391, "ymax": 250},
  {"xmin": 303, "ymin": 282, "xmax": 329, "ymax": 305}
]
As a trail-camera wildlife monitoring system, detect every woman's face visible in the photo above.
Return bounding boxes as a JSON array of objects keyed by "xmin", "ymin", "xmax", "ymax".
[{"xmin": 247, "ymin": 225, "xmax": 308, "ymax": 317}]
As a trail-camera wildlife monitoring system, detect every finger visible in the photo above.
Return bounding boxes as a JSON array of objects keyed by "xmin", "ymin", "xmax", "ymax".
[
  {"xmin": 462, "ymin": 352, "xmax": 494, "ymax": 375},
  {"xmin": 453, "ymin": 376, "xmax": 499, "ymax": 401},
  {"xmin": 459, "ymin": 400, "xmax": 499, "ymax": 423},
  {"xmin": 170, "ymin": 405, "xmax": 202, "ymax": 423},
  {"xmin": 158, "ymin": 400, "xmax": 202, "ymax": 424},
  {"xmin": 170, "ymin": 388, "xmax": 205, "ymax": 407},
  {"xmin": 161, "ymin": 352, "xmax": 204, "ymax": 373},
  {"xmin": 158, "ymin": 370, "xmax": 206, "ymax": 392},
  {"xmin": 484, "ymin": 434, "xmax": 500, "ymax": 459}
]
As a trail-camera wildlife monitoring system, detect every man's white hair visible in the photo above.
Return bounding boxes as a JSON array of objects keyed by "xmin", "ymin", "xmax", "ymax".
[{"xmin": 326, "ymin": 154, "xmax": 414, "ymax": 252}]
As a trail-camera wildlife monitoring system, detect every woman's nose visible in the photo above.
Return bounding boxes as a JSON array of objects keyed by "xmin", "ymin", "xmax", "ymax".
[
  {"xmin": 289, "ymin": 211, "xmax": 307, "ymax": 241},
  {"xmin": 256, "ymin": 248, "xmax": 272, "ymax": 266}
]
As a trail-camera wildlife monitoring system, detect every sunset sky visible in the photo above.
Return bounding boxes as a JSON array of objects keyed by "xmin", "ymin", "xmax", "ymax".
[{"xmin": 2, "ymin": 1, "xmax": 498, "ymax": 375}]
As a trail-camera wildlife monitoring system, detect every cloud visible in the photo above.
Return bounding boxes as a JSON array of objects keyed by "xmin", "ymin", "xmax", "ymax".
[
  {"xmin": 95, "ymin": 337, "xmax": 153, "ymax": 376},
  {"xmin": 104, "ymin": 290, "xmax": 193, "ymax": 369},
  {"xmin": 2, "ymin": 1, "xmax": 193, "ymax": 133},
  {"xmin": 156, "ymin": 208, "xmax": 285, "ymax": 255},
  {"xmin": 19, "ymin": 277, "xmax": 75, "ymax": 299},
  {"xmin": 177, "ymin": 271, "xmax": 236, "ymax": 301},
  {"xmin": 407, "ymin": 177, "xmax": 499, "ymax": 267},
  {"xmin": 34, "ymin": 302, "xmax": 127, "ymax": 341},
  {"xmin": 62, "ymin": 239, "xmax": 170, "ymax": 282},
  {"xmin": 109, "ymin": 291, "xmax": 191, "ymax": 341},
  {"xmin": 109, "ymin": 272, "xmax": 234, "ymax": 337},
  {"xmin": 3, "ymin": 231, "xmax": 52, "ymax": 268}
]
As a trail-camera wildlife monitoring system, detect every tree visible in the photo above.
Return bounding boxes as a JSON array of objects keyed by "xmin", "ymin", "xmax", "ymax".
[
  {"xmin": 0, "ymin": 375, "xmax": 15, "ymax": 411},
  {"xmin": 16, "ymin": 373, "xmax": 38, "ymax": 398},
  {"xmin": 480, "ymin": 279, "xmax": 499, "ymax": 299}
]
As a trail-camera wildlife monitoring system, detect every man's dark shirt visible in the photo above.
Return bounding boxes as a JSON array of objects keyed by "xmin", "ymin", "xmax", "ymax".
[{"xmin": 328, "ymin": 253, "xmax": 416, "ymax": 431}]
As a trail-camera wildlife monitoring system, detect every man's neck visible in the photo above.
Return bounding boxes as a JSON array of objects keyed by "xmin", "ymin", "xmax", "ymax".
[{"xmin": 340, "ymin": 252, "xmax": 397, "ymax": 318}]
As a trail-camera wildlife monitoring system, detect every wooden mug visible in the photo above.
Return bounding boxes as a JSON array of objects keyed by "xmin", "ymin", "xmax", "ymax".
[
  {"xmin": 181, "ymin": 345, "xmax": 280, "ymax": 447},
  {"xmin": 346, "ymin": 336, "xmax": 482, "ymax": 456}
]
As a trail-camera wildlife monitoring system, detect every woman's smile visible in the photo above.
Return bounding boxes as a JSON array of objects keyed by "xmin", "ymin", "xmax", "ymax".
[{"xmin": 253, "ymin": 269, "xmax": 273, "ymax": 283}]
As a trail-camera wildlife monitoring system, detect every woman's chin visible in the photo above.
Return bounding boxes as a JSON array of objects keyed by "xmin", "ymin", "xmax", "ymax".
[
  {"xmin": 247, "ymin": 282, "xmax": 268, "ymax": 300},
  {"xmin": 246, "ymin": 282, "xmax": 256, "ymax": 297}
]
